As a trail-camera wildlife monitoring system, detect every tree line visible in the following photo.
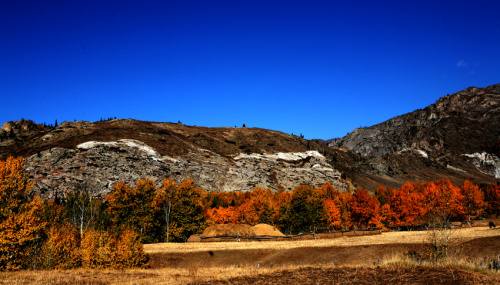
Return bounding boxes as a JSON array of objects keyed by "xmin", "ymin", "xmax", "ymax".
[{"xmin": 1, "ymin": 156, "xmax": 500, "ymax": 271}]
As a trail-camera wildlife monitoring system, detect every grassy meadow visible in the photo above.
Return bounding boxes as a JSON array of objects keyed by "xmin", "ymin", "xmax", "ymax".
[{"xmin": 2, "ymin": 226, "xmax": 500, "ymax": 284}]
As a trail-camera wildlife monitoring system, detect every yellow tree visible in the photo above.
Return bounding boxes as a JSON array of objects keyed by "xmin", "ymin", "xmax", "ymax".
[
  {"xmin": 105, "ymin": 179, "xmax": 158, "ymax": 243},
  {"xmin": 113, "ymin": 229, "xmax": 149, "ymax": 269},
  {"xmin": 80, "ymin": 230, "xmax": 114, "ymax": 269},
  {"xmin": 0, "ymin": 157, "xmax": 47, "ymax": 270},
  {"xmin": 40, "ymin": 223, "xmax": 81, "ymax": 269},
  {"xmin": 0, "ymin": 156, "xmax": 32, "ymax": 221}
]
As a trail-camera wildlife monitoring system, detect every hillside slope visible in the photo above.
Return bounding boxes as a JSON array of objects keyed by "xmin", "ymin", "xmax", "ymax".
[
  {"xmin": 0, "ymin": 119, "xmax": 352, "ymax": 198},
  {"xmin": 1, "ymin": 85, "xmax": 498, "ymax": 196},
  {"xmin": 329, "ymin": 84, "xmax": 500, "ymax": 189}
]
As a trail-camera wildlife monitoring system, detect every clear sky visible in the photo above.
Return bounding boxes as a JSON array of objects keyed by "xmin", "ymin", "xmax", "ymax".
[{"xmin": 1, "ymin": 1, "xmax": 499, "ymax": 139}]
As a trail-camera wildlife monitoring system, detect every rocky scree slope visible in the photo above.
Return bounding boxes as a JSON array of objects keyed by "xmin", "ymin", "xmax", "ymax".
[
  {"xmin": 0, "ymin": 119, "xmax": 352, "ymax": 198},
  {"xmin": 329, "ymin": 84, "xmax": 500, "ymax": 188}
]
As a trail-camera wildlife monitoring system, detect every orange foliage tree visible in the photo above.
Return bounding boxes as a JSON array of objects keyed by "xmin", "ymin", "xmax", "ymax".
[
  {"xmin": 206, "ymin": 206, "xmax": 239, "ymax": 224},
  {"xmin": 387, "ymin": 182, "xmax": 424, "ymax": 228},
  {"xmin": 432, "ymin": 179, "xmax": 465, "ymax": 224},
  {"xmin": 350, "ymin": 189, "xmax": 381, "ymax": 228},
  {"xmin": 324, "ymin": 199, "xmax": 341, "ymax": 230},
  {"xmin": 460, "ymin": 180, "xmax": 485, "ymax": 225}
]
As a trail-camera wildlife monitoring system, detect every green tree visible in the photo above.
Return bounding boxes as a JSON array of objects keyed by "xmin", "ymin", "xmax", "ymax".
[
  {"xmin": 279, "ymin": 185, "xmax": 325, "ymax": 234},
  {"xmin": 167, "ymin": 179, "xmax": 206, "ymax": 242}
]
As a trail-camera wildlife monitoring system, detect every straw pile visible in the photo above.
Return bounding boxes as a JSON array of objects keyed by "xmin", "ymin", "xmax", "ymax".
[
  {"xmin": 187, "ymin": 234, "xmax": 201, "ymax": 242},
  {"xmin": 252, "ymin": 224, "xmax": 285, "ymax": 236},
  {"xmin": 201, "ymin": 224, "xmax": 256, "ymax": 238}
]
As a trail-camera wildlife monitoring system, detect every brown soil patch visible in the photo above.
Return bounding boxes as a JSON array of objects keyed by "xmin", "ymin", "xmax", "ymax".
[
  {"xmin": 460, "ymin": 230, "xmax": 500, "ymax": 261},
  {"xmin": 192, "ymin": 266, "xmax": 500, "ymax": 285}
]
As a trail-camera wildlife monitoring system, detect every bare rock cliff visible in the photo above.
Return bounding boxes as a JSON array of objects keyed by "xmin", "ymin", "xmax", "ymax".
[
  {"xmin": 329, "ymin": 84, "xmax": 500, "ymax": 158},
  {"xmin": 328, "ymin": 84, "xmax": 500, "ymax": 188}
]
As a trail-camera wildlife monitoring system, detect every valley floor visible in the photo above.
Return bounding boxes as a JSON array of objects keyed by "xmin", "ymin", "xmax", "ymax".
[{"xmin": 2, "ymin": 227, "xmax": 500, "ymax": 284}]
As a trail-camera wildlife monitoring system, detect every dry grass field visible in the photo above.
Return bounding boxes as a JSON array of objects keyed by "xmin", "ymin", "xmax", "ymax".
[{"xmin": 2, "ymin": 227, "xmax": 500, "ymax": 284}]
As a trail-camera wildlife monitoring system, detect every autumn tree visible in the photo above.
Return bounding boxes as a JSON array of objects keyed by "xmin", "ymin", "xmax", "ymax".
[
  {"xmin": 249, "ymin": 187, "xmax": 276, "ymax": 225},
  {"xmin": 375, "ymin": 185, "xmax": 396, "ymax": 207},
  {"xmin": 40, "ymin": 223, "xmax": 81, "ymax": 269},
  {"xmin": 80, "ymin": 230, "xmax": 115, "ymax": 269},
  {"xmin": 460, "ymin": 180, "xmax": 485, "ymax": 226},
  {"xmin": 388, "ymin": 181, "xmax": 424, "ymax": 228},
  {"xmin": 206, "ymin": 206, "xmax": 239, "ymax": 224},
  {"xmin": 0, "ymin": 196, "xmax": 47, "ymax": 270},
  {"xmin": 350, "ymin": 189, "xmax": 381, "ymax": 228},
  {"xmin": 0, "ymin": 157, "xmax": 47, "ymax": 270},
  {"xmin": 113, "ymin": 229, "xmax": 149, "ymax": 269},
  {"xmin": 0, "ymin": 156, "xmax": 32, "ymax": 221},
  {"xmin": 324, "ymin": 199, "xmax": 341, "ymax": 230},
  {"xmin": 432, "ymin": 179, "xmax": 465, "ymax": 225},
  {"xmin": 153, "ymin": 178, "xmax": 176, "ymax": 242},
  {"xmin": 236, "ymin": 199, "xmax": 260, "ymax": 225},
  {"xmin": 485, "ymin": 184, "xmax": 500, "ymax": 216},
  {"xmin": 105, "ymin": 179, "xmax": 159, "ymax": 243}
]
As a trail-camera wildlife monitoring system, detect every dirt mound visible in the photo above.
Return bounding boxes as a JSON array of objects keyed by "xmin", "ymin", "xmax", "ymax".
[
  {"xmin": 252, "ymin": 224, "xmax": 285, "ymax": 236},
  {"xmin": 201, "ymin": 224, "xmax": 255, "ymax": 238}
]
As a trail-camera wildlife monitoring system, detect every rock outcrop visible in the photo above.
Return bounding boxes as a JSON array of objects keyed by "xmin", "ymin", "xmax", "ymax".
[
  {"xmin": 327, "ymin": 84, "xmax": 500, "ymax": 188},
  {"xmin": 25, "ymin": 139, "xmax": 347, "ymax": 199},
  {"xmin": 329, "ymin": 84, "xmax": 500, "ymax": 158}
]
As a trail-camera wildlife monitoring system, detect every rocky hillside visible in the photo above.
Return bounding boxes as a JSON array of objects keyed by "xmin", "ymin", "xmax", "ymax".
[
  {"xmin": 329, "ymin": 84, "xmax": 500, "ymax": 188},
  {"xmin": 1, "ymin": 84, "xmax": 499, "ymax": 197},
  {"xmin": 0, "ymin": 119, "xmax": 352, "ymax": 198}
]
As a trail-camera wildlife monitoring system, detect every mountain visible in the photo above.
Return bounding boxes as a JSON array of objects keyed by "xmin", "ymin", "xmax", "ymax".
[
  {"xmin": 329, "ymin": 84, "xmax": 500, "ymax": 189},
  {"xmin": 1, "ymin": 84, "xmax": 499, "ymax": 197},
  {"xmin": 0, "ymin": 119, "xmax": 354, "ymax": 199}
]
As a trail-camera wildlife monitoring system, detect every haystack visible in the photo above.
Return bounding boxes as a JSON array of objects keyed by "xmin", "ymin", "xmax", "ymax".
[
  {"xmin": 252, "ymin": 224, "xmax": 285, "ymax": 236},
  {"xmin": 201, "ymin": 224, "xmax": 255, "ymax": 238},
  {"xmin": 187, "ymin": 234, "xmax": 202, "ymax": 242}
]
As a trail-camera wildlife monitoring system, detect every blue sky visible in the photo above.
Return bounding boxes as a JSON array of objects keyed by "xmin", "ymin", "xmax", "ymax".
[{"xmin": 1, "ymin": 1, "xmax": 499, "ymax": 139}]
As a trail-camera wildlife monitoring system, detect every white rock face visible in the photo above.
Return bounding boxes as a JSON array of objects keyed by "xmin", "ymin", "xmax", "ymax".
[
  {"xmin": 234, "ymin": 150, "xmax": 324, "ymax": 162},
  {"xmin": 77, "ymin": 139, "xmax": 161, "ymax": 158},
  {"xmin": 228, "ymin": 150, "xmax": 344, "ymax": 192},
  {"xmin": 416, "ymin": 149, "xmax": 428, "ymax": 158},
  {"xmin": 463, "ymin": 152, "xmax": 500, "ymax": 179}
]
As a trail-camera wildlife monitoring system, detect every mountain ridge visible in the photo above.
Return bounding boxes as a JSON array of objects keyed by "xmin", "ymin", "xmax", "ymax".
[{"xmin": 1, "ymin": 84, "xmax": 499, "ymax": 196}]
